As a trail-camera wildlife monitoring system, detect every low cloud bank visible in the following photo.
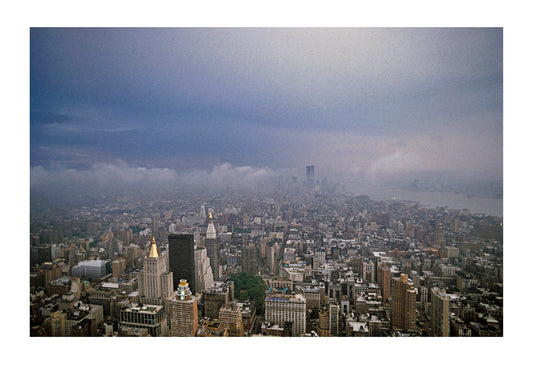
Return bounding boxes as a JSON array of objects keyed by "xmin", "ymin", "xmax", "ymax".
[{"xmin": 30, "ymin": 161, "xmax": 282, "ymax": 204}]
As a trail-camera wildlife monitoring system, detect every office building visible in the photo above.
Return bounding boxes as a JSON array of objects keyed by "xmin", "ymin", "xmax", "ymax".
[
  {"xmin": 435, "ymin": 224, "xmax": 446, "ymax": 246},
  {"xmin": 204, "ymin": 283, "xmax": 231, "ymax": 320},
  {"xmin": 431, "ymin": 287, "xmax": 450, "ymax": 337},
  {"xmin": 168, "ymin": 233, "xmax": 196, "ymax": 293},
  {"xmin": 235, "ymin": 300, "xmax": 255, "ymax": 335},
  {"xmin": 51, "ymin": 244, "xmax": 61, "ymax": 260},
  {"xmin": 110, "ymin": 238, "xmax": 123, "ymax": 259},
  {"xmin": 266, "ymin": 242, "xmax": 279, "ymax": 273},
  {"xmin": 205, "ymin": 213, "xmax": 220, "ymax": 280},
  {"xmin": 296, "ymin": 284, "xmax": 321, "ymax": 312},
  {"xmin": 451, "ymin": 317, "xmax": 472, "ymax": 337},
  {"xmin": 265, "ymin": 293, "xmax": 306, "ymax": 336},
  {"xmin": 283, "ymin": 247, "xmax": 296, "ymax": 262},
  {"xmin": 369, "ymin": 317, "xmax": 382, "ymax": 337},
  {"xmin": 391, "ymin": 274, "xmax": 416, "ymax": 331},
  {"xmin": 71, "ymin": 260, "xmax": 111, "ymax": 280},
  {"xmin": 41, "ymin": 262, "xmax": 63, "ymax": 288},
  {"xmin": 44, "ymin": 310, "xmax": 67, "ymax": 337},
  {"xmin": 152, "ymin": 213, "xmax": 159, "ymax": 238},
  {"xmin": 120, "ymin": 304, "xmax": 169, "ymax": 337},
  {"xmin": 124, "ymin": 244, "xmax": 142, "ymax": 269},
  {"xmin": 170, "ymin": 280, "xmax": 198, "ymax": 337},
  {"xmin": 194, "ymin": 246, "xmax": 214, "ymax": 293},
  {"xmin": 112, "ymin": 258, "xmax": 126, "ymax": 277},
  {"xmin": 138, "ymin": 237, "xmax": 174, "ymax": 308},
  {"xmin": 377, "ymin": 264, "xmax": 391, "ymax": 303},
  {"xmin": 317, "ymin": 307, "xmax": 330, "ymax": 337},
  {"xmin": 119, "ymin": 228, "xmax": 133, "ymax": 246},
  {"xmin": 329, "ymin": 304, "xmax": 339, "ymax": 336},
  {"xmin": 30, "ymin": 245, "xmax": 52, "ymax": 267},
  {"xmin": 219, "ymin": 302, "xmax": 244, "ymax": 337},
  {"xmin": 306, "ymin": 165, "xmax": 315, "ymax": 181},
  {"xmin": 65, "ymin": 302, "xmax": 104, "ymax": 337},
  {"xmin": 363, "ymin": 260, "xmax": 375, "ymax": 283},
  {"xmin": 444, "ymin": 246, "xmax": 460, "ymax": 259},
  {"xmin": 242, "ymin": 243, "xmax": 258, "ymax": 274}
]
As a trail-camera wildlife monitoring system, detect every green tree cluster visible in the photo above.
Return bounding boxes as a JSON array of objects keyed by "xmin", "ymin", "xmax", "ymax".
[{"xmin": 227, "ymin": 272, "xmax": 266, "ymax": 315}]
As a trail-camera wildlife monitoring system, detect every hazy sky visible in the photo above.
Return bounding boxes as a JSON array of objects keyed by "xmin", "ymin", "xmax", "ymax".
[{"xmin": 30, "ymin": 28, "xmax": 502, "ymax": 191}]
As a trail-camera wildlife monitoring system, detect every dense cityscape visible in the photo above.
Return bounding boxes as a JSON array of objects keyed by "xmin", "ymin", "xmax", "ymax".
[
  {"xmin": 29, "ymin": 166, "xmax": 503, "ymax": 337},
  {"xmin": 22, "ymin": 24, "xmax": 515, "ymax": 377}
]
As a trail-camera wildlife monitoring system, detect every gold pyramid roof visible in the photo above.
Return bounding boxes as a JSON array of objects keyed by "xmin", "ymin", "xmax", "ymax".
[{"xmin": 149, "ymin": 237, "xmax": 159, "ymax": 258}]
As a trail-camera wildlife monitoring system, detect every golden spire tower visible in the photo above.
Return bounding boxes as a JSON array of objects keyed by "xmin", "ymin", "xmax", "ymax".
[
  {"xmin": 138, "ymin": 237, "xmax": 174, "ymax": 308},
  {"xmin": 149, "ymin": 236, "xmax": 159, "ymax": 258}
]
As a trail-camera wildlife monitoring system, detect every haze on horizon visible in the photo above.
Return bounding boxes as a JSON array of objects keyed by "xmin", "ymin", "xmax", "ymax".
[{"xmin": 30, "ymin": 28, "xmax": 503, "ymax": 198}]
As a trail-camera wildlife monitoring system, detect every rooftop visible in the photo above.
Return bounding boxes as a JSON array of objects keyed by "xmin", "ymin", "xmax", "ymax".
[{"xmin": 125, "ymin": 304, "xmax": 163, "ymax": 313}]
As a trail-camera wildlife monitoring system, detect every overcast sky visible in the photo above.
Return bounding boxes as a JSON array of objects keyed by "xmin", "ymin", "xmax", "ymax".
[{"xmin": 30, "ymin": 28, "xmax": 502, "ymax": 192}]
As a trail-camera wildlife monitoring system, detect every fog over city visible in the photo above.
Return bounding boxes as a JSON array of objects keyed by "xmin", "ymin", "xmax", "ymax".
[
  {"xmin": 31, "ymin": 28, "xmax": 502, "ymax": 208},
  {"xmin": 31, "ymin": 161, "xmax": 281, "ymax": 198},
  {"xmin": 15, "ymin": 0, "xmax": 533, "ymax": 371}
]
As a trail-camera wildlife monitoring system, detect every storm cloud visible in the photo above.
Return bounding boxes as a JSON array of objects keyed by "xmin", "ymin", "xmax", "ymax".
[{"xmin": 30, "ymin": 28, "xmax": 502, "ymax": 195}]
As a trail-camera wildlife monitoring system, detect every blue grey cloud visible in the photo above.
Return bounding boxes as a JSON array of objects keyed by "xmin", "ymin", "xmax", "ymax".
[{"xmin": 30, "ymin": 27, "xmax": 502, "ymax": 183}]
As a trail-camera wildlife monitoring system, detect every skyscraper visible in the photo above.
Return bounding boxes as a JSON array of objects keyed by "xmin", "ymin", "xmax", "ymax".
[
  {"xmin": 305, "ymin": 165, "xmax": 315, "ymax": 189},
  {"xmin": 169, "ymin": 280, "xmax": 198, "ymax": 337},
  {"xmin": 306, "ymin": 165, "xmax": 315, "ymax": 181},
  {"xmin": 329, "ymin": 303, "xmax": 339, "ymax": 336},
  {"xmin": 435, "ymin": 224, "xmax": 446, "ymax": 245},
  {"xmin": 152, "ymin": 213, "xmax": 159, "ymax": 239},
  {"xmin": 377, "ymin": 263, "xmax": 391, "ymax": 304},
  {"xmin": 168, "ymin": 233, "xmax": 195, "ymax": 293},
  {"xmin": 194, "ymin": 246, "xmax": 214, "ymax": 293},
  {"xmin": 266, "ymin": 242, "xmax": 279, "ymax": 273},
  {"xmin": 241, "ymin": 243, "xmax": 258, "ymax": 274},
  {"xmin": 112, "ymin": 258, "xmax": 126, "ymax": 277},
  {"xmin": 431, "ymin": 287, "xmax": 450, "ymax": 336},
  {"xmin": 138, "ymin": 237, "xmax": 174, "ymax": 308},
  {"xmin": 204, "ymin": 283, "xmax": 230, "ymax": 320},
  {"xmin": 265, "ymin": 292, "xmax": 306, "ymax": 336},
  {"xmin": 391, "ymin": 273, "xmax": 417, "ymax": 331},
  {"xmin": 205, "ymin": 213, "xmax": 220, "ymax": 280}
]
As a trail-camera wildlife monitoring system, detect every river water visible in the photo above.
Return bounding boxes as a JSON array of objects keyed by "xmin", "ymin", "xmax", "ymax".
[{"xmin": 352, "ymin": 186, "xmax": 503, "ymax": 218}]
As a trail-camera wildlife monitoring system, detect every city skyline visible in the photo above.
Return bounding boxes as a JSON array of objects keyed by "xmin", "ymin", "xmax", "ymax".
[
  {"xmin": 30, "ymin": 28, "xmax": 502, "ymax": 200},
  {"xmin": 19, "ymin": 13, "xmax": 519, "ymax": 376}
]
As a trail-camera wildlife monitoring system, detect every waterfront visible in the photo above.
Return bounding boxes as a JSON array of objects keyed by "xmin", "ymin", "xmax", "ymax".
[{"xmin": 358, "ymin": 186, "xmax": 503, "ymax": 218}]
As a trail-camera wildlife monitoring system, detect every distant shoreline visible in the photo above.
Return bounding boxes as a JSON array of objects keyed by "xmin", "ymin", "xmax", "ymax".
[{"xmin": 362, "ymin": 187, "xmax": 503, "ymax": 218}]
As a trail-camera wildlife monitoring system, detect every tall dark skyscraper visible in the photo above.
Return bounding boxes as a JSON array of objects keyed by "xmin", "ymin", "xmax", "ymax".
[
  {"xmin": 168, "ymin": 234, "xmax": 195, "ymax": 294},
  {"xmin": 152, "ymin": 213, "xmax": 160, "ymax": 239},
  {"xmin": 305, "ymin": 165, "xmax": 315, "ymax": 189},
  {"xmin": 241, "ymin": 243, "xmax": 258, "ymax": 274},
  {"xmin": 306, "ymin": 165, "xmax": 315, "ymax": 181}
]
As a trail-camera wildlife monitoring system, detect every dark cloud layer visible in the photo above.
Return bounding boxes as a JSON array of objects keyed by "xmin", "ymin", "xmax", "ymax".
[{"xmin": 30, "ymin": 28, "xmax": 503, "ymax": 190}]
